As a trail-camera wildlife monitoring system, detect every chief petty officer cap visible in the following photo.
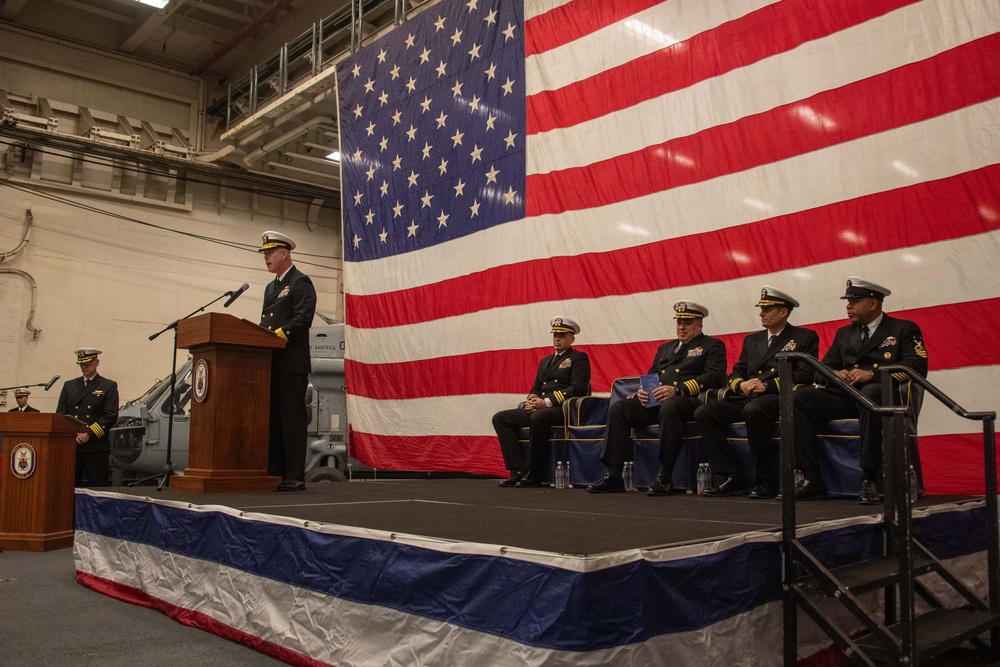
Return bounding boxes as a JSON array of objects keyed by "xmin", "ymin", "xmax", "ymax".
[
  {"xmin": 13, "ymin": 388, "xmax": 30, "ymax": 397},
  {"xmin": 756, "ymin": 285, "xmax": 800, "ymax": 309},
  {"xmin": 550, "ymin": 317, "xmax": 581, "ymax": 335},
  {"xmin": 74, "ymin": 347, "xmax": 102, "ymax": 364},
  {"xmin": 673, "ymin": 300, "xmax": 709, "ymax": 319},
  {"xmin": 258, "ymin": 230, "xmax": 296, "ymax": 252},
  {"xmin": 841, "ymin": 276, "xmax": 891, "ymax": 300}
]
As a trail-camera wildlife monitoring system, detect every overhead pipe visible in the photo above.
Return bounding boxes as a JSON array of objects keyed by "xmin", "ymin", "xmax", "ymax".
[{"xmin": 241, "ymin": 116, "xmax": 335, "ymax": 167}]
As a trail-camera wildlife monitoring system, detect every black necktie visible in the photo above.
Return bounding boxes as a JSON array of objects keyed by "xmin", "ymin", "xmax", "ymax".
[
  {"xmin": 860, "ymin": 326, "xmax": 869, "ymax": 344},
  {"xmin": 768, "ymin": 334, "xmax": 776, "ymax": 348}
]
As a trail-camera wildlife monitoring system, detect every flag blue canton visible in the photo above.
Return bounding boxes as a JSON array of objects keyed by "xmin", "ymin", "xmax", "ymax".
[{"xmin": 337, "ymin": 0, "xmax": 526, "ymax": 263}]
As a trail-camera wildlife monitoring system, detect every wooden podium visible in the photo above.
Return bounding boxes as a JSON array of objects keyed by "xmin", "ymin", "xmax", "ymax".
[
  {"xmin": 170, "ymin": 312, "xmax": 286, "ymax": 493},
  {"xmin": 0, "ymin": 413, "xmax": 80, "ymax": 551}
]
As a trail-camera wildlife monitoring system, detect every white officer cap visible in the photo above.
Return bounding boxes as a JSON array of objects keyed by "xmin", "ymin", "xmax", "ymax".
[
  {"xmin": 258, "ymin": 231, "xmax": 296, "ymax": 252},
  {"xmin": 673, "ymin": 301, "xmax": 709, "ymax": 319},
  {"xmin": 74, "ymin": 348, "xmax": 102, "ymax": 364},
  {"xmin": 550, "ymin": 317, "xmax": 581, "ymax": 335},
  {"xmin": 756, "ymin": 286, "xmax": 800, "ymax": 309},
  {"xmin": 842, "ymin": 276, "xmax": 891, "ymax": 300}
]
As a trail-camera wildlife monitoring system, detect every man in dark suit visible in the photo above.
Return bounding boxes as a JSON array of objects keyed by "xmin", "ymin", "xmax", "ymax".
[
  {"xmin": 588, "ymin": 301, "xmax": 727, "ymax": 495},
  {"xmin": 9, "ymin": 388, "xmax": 40, "ymax": 412},
  {"xmin": 695, "ymin": 287, "xmax": 819, "ymax": 499},
  {"xmin": 56, "ymin": 348, "xmax": 119, "ymax": 487},
  {"xmin": 259, "ymin": 230, "xmax": 317, "ymax": 491},
  {"xmin": 793, "ymin": 277, "xmax": 928, "ymax": 504},
  {"xmin": 493, "ymin": 317, "xmax": 591, "ymax": 487}
]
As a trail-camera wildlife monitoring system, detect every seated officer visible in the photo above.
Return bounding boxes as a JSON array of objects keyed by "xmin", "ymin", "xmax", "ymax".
[
  {"xmin": 694, "ymin": 287, "xmax": 819, "ymax": 499},
  {"xmin": 493, "ymin": 317, "xmax": 591, "ymax": 487},
  {"xmin": 588, "ymin": 301, "xmax": 726, "ymax": 495},
  {"xmin": 9, "ymin": 388, "xmax": 40, "ymax": 412},
  {"xmin": 793, "ymin": 277, "xmax": 927, "ymax": 504}
]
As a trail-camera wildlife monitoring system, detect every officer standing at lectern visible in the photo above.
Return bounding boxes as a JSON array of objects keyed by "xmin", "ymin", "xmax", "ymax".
[
  {"xmin": 56, "ymin": 348, "xmax": 119, "ymax": 487},
  {"xmin": 259, "ymin": 231, "xmax": 317, "ymax": 491}
]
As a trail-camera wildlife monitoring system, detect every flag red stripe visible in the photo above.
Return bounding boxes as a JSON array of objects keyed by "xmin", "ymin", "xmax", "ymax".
[
  {"xmin": 527, "ymin": 0, "xmax": 918, "ymax": 134},
  {"xmin": 524, "ymin": 0, "xmax": 664, "ymax": 57},
  {"xmin": 346, "ymin": 165, "xmax": 1000, "ymax": 329},
  {"xmin": 346, "ymin": 298, "xmax": 1000, "ymax": 399},
  {"xmin": 920, "ymin": 433, "xmax": 1000, "ymax": 495},
  {"xmin": 526, "ymin": 34, "xmax": 1000, "ymax": 217},
  {"xmin": 351, "ymin": 431, "xmax": 506, "ymax": 476}
]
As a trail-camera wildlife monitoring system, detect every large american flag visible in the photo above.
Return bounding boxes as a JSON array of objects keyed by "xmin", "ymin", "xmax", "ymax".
[{"xmin": 337, "ymin": 0, "xmax": 1000, "ymax": 493}]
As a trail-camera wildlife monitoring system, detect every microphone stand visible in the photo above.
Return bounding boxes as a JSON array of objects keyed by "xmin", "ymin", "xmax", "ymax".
[
  {"xmin": 130, "ymin": 290, "xmax": 236, "ymax": 491},
  {"xmin": 0, "ymin": 379, "xmax": 58, "ymax": 392}
]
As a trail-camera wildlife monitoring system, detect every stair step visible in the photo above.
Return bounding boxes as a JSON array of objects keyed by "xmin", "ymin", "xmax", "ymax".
[
  {"xmin": 799, "ymin": 553, "xmax": 935, "ymax": 596},
  {"xmin": 854, "ymin": 608, "xmax": 1000, "ymax": 663}
]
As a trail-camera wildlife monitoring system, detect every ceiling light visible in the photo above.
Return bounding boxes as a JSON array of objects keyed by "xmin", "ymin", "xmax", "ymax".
[{"xmin": 136, "ymin": 0, "xmax": 170, "ymax": 8}]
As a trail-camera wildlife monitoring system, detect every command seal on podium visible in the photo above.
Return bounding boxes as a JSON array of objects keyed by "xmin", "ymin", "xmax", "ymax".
[
  {"xmin": 194, "ymin": 358, "xmax": 209, "ymax": 403},
  {"xmin": 11, "ymin": 443, "xmax": 36, "ymax": 479}
]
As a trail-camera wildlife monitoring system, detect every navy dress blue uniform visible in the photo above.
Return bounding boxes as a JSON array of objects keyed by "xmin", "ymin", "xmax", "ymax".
[
  {"xmin": 694, "ymin": 288, "xmax": 819, "ymax": 495},
  {"xmin": 593, "ymin": 301, "xmax": 726, "ymax": 493},
  {"xmin": 493, "ymin": 318, "xmax": 591, "ymax": 484},
  {"xmin": 793, "ymin": 278, "xmax": 928, "ymax": 497},
  {"xmin": 56, "ymin": 350, "xmax": 119, "ymax": 487},
  {"xmin": 9, "ymin": 389, "xmax": 40, "ymax": 413},
  {"xmin": 259, "ymin": 233, "xmax": 317, "ymax": 487}
]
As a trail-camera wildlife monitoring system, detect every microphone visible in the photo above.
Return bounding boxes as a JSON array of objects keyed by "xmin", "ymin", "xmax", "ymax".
[
  {"xmin": 44, "ymin": 374, "xmax": 60, "ymax": 391},
  {"xmin": 223, "ymin": 283, "xmax": 250, "ymax": 308}
]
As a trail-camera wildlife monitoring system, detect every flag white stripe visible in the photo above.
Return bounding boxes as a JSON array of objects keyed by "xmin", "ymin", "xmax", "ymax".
[
  {"xmin": 346, "ymin": 366, "xmax": 998, "ymax": 437},
  {"xmin": 347, "ymin": 229, "xmax": 1000, "ymax": 364},
  {"xmin": 523, "ymin": 0, "xmax": 575, "ymax": 21},
  {"xmin": 918, "ymin": 366, "xmax": 1000, "ymax": 437},
  {"xmin": 527, "ymin": 0, "xmax": 1000, "ymax": 175},
  {"xmin": 345, "ymin": 100, "xmax": 1000, "ymax": 297},
  {"xmin": 524, "ymin": 0, "xmax": 777, "ymax": 96}
]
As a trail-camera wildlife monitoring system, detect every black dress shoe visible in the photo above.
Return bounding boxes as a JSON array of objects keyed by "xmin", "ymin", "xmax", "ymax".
[
  {"xmin": 498, "ymin": 470, "xmax": 525, "ymax": 487},
  {"xmin": 793, "ymin": 478, "xmax": 825, "ymax": 500},
  {"xmin": 702, "ymin": 476, "xmax": 745, "ymax": 497},
  {"xmin": 646, "ymin": 475, "xmax": 673, "ymax": 496},
  {"xmin": 277, "ymin": 480, "xmax": 306, "ymax": 492},
  {"xmin": 857, "ymin": 480, "xmax": 880, "ymax": 505},
  {"xmin": 515, "ymin": 473, "xmax": 545, "ymax": 488},
  {"xmin": 587, "ymin": 474, "xmax": 625, "ymax": 494},
  {"xmin": 748, "ymin": 484, "xmax": 775, "ymax": 500}
]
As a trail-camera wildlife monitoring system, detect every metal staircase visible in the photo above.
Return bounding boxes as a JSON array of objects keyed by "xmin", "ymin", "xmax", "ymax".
[{"xmin": 776, "ymin": 353, "xmax": 999, "ymax": 665}]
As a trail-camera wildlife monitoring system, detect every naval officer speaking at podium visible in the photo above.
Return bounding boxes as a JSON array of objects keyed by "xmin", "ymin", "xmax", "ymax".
[
  {"xmin": 259, "ymin": 231, "xmax": 317, "ymax": 492},
  {"xmin": 56, "ymin": 348, "xmax": 119, "ymax": 487}
]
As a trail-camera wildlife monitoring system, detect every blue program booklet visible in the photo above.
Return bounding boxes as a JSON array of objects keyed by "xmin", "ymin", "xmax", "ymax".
[{"xmin": 639, "ymin": 374, "xmax": 661, "ymax": 407}]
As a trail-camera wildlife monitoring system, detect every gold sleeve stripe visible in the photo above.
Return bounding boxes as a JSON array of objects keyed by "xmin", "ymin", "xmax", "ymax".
[
  {"xmin": 553, "ymin": 391, "xmax": 565, "ymax": 405},
  {"xmin": 773, "ymin": 378, "xmax": 780, "ymax": 391},
  {"xmin": 892, "ymin": 372, "xmax": 909, "ymax": 381},
  {"xmin": 90, "ymin": 424, "xmax": 104, "ymax": 438},
  {"xmin": 684, "ymin": 379, "xmax": 700, "ymax": 395},
  {"xmin": 729, "ymin": 378, "xmax": 743, "ymax": 392}
]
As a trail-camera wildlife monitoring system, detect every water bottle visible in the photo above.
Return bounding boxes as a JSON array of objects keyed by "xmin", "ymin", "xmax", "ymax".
[
  {"xmin": 697, "ymin": 463, "xmax": 711, "ymax": 495},
  {"xmin": 555, "ymin": 461, "xmax": 566, "ymax": 489},
  {"xmin": 623, "ymin": 461, "xmax": 635, "ymax": 491},
  {"xmin": 565, "ymin": 460, "xmax": 572, "ymax": 488}
]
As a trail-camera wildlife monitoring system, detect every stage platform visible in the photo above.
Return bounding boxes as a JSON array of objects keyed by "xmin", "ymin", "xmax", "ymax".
[{"xmin": 72, "ymin": 480, "xmax": 993, "ymax": 666}]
